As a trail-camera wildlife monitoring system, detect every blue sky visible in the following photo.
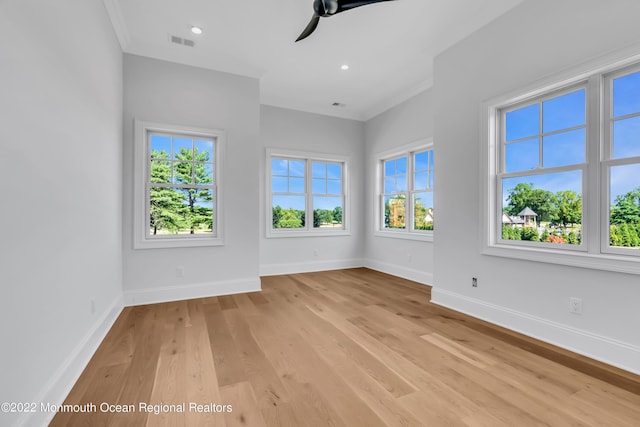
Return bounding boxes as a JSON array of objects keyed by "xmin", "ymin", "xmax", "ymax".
[
  {"xmin": 503, "ymin": 76, "xmax": 640, "ymax": 209},
  {"xmin": 271, "ymin": 158, "xmax": 343, "ymax": 211}
]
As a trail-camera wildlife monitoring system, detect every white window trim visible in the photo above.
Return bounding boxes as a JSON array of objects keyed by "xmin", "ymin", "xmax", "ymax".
[
  {"xmin": 481, "ymin": 47, "xmax": 640, "ymax": 275},
  {"xmin": 134, "ymin": 119, "xmax": 225, "ymax": 249},
  {"xmin": 374, "ymin": 138, "xmax": 434, "ymax": 242},
  {"xmin": 266, "ymin": 148, "xmax": 350, "ymax": 238}
]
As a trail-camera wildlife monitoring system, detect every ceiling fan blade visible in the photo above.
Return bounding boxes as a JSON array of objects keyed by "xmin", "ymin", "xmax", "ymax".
[
  {"xmin": 337, "ymin": 0, "xmax": 395, "ymax": 13},
  {"xmin": 296, "ymin": 15, "xmax": 321, "ymax": 42}
]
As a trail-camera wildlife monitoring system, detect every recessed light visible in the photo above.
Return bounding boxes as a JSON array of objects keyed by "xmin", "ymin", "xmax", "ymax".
[
  {"xmin": 341, "ymin": 64, "xmax": 349, "ymax": 71},
  {"xmin": 191, "ymin": 26, "xmax": 203, "ymax": 35}
]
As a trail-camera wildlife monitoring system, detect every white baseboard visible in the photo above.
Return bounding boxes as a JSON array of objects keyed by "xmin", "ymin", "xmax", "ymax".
[
  {"xmin": 123, "ymin": 277, "xmax": 262, "ymax": 306},
  {"xmin": 431, "ymin": 288, "xmax": 640, "ymax": 376},
  {"xmin": 364, "ymin": 259, "xmax": 433, "ymax": 285},
  {"xmin": 16, "ymin": 295, "xmax": 124, "ymax": 427},
  {"xmin": 260, "ymin": 258, "xmax": 365, "ymax": 277}
]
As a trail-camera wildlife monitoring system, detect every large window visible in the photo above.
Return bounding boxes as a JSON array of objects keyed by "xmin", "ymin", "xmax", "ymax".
[
  {"xmin": 484, "ymin": 58, "xmax": 640, "ymax": 273},
  {"xmin": 134, "ymin": 120, "xmax": 224, "ymax": 249},
  {"xmin": 267, "ymin": 149, "xmax": 348, "ymax": 237},
  {"xmin": 377, "ymin": 140, "xmax": 434, "ymax": 240}
]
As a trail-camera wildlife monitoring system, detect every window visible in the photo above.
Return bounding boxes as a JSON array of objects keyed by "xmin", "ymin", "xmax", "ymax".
[
  {"xmin": 134, "ymin": 120, "xmax": 224, "ymax": 249},
  {"xmin": 377, "ymin": 140, "xmax": 434, "ymax": 241},
  {"xmin": 483, "ymin": 57, "xmax": 640, "ymax": 273},
  {"xmin": 267, "ymin": 149, "xmax": 348, "ymax": 237}
]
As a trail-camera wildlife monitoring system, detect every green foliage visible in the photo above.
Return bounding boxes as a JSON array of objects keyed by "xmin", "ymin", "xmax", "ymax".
[
  {"xmin": 332, "ymin": 206, "xmax": 342, "ymax": 224},
  {"xmin": 273, "ymin": 206, "xmax": 305, "ymax": 229},
  {"xmin": 610, "ymin": 187, "xmax": 640, "ymax": 225},
  {"xmin": 502, "ymin": 226, "xmax": 522, "ymax": 240},
  {"xmin": 521, "ymin": 227, "xmax": 539, "ymax": 241},
  {"xmin": 148, "ymin": 148, "xmax": 213, "ymax": 235},
  {"xmin": 610, "ymin": 223, "xmax": 640, "ymax": 247},
  {"xmin": 540, "ymin": 229, "xmax": 550, "ymax": 242},
  {"xmin": 555, "ymin": 190, "xmax": 582, "ymax": 228}
]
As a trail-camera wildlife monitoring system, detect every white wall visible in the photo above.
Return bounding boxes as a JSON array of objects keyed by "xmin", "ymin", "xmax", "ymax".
[
  {"xmin": 0, "ymin": 1, "xmax": 123, "ymax": 426},
  {"xmin": 364, "ymin": 90, "xmax": 435, "ymax": 284},
  {"xmin": 122, "ymin": 54, "xmax": 261, "ymax": 304},
  {"xmin": 260, "ymin": 105, "xmax": 365, "ymax": 275},
  {"xmin": 433, "ymin": 0, "xmax": 640, "ymax": 374}
]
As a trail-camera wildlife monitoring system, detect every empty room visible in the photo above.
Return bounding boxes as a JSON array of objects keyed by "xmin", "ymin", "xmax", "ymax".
[{"xmin": 2, "ymin": 0, "xmax": 640, "ymax": 426}]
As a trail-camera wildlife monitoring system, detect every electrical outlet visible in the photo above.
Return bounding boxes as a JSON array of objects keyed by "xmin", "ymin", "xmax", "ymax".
[
  {"xmin": 569, "ymin": 297, "xmax": 583, "ymax": 314},
  {"xmin": 407, "ymin": 253, "xmax": 412, "ymax": 262},
  {"xmin": 472, "ymin": 277, "xmax": 478, "ymax": 287},
  {"xmin": 313, "ymin": 249, "xmax": 319, "ymax": 256},
  {"xmin": 176, "ymin": 266, "xmax": 184, "ymax": 278},
  {"xmin": 90, "ymin": 299, "xmax": 96, "ymax": 315}
]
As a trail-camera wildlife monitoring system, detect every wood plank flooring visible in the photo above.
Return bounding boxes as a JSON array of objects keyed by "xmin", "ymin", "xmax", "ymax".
[{"xmin": 50, "ymin": 268, "xmax": 640, "ymax": 426}]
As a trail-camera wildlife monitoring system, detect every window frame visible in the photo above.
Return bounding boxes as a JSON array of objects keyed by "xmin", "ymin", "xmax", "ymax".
[
  {"xmin": 266, "ymin": 148, "xmax": 350, "ymax": 238},
  {"xmin": 481, "ymin": 51, "xmax": 640, "ymax": 274},
  {"xmin": 375, "ymin": 138, "xmax": 434, "ymax": 242},
  {"xmin": 134, "ymin": 119, "xmax": 225, "ymax": 249}
]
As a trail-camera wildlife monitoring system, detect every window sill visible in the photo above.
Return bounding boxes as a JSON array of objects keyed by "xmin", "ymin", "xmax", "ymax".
[
  {"xmin": 374, "ymin": 230, "xmax": 434, "ymax": 242},
  {"xmin": 483, "ymin": 244, "xmax": 640, "ymax": 275},
  {"xmin": 266, "ymin": 229, "xmax": 351, "ymax": 239},
  {"xmin": 134, "ymin": 235, "xmax": 224, "ymax": 249}
]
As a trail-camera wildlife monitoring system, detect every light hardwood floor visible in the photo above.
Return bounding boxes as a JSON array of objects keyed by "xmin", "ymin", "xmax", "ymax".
[{"xmin": 51, "ymin": 268, "xmax": 640, "ymax": 426}]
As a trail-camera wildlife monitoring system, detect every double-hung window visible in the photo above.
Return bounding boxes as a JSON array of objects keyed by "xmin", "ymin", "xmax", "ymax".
[
  {"xmin": 267, "ymin": 149, "xmax": 348, "ymax": 237},
  {"xmin": 484, "ymin": 57, "xmax": 640, "ymax": 273},
  {"xmin": 377, "ymin": 140, "xmax": 434, "ymax": 241},
  {"xmin": 134, "ymin": 120, "xmax": 224, "ymax": 249}
]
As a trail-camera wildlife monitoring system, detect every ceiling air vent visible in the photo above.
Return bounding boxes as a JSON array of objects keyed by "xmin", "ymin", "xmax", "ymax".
[
  {"xmin": 332, "ymin": 102, "xmax": 346, "ymax": 107},
  {"xmin": 169, "ymin": 35, "xmax": 196, "ymax": 48}
]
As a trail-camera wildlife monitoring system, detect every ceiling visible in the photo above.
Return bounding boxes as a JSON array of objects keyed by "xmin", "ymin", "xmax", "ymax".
[{"xmin": 104, "ymin": 0, "xmax": 523, "ymax": 121}]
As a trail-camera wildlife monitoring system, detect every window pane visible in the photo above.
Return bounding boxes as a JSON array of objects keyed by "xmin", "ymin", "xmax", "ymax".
[
  {"xmin": 415, "ymin": 151, "xmax": 429, "ymax": 171},
  {"xmin": 289, "ymin": 177, "xmax": 305, "ymax": 193},
  {"xmin": 543, "ymin": 89, "xmax": 586, "ymax": 133},
  {"xmin": 327, "ymin": 179, "xmax": 341, "ymax": 194},
  {"xmin": 312, "ymin": 178, "xmax": 326, "ymax": 194},
  {"xmin": 328, "ymin": 163, "xmax": 342, "ymax": 179},
  {"xmin": 272, "ymin": 176, "xmax": 287, "ymax": 192},
  {"xmin": 613, "ymin": 116, "xmax": 640, "ymax": 159},
  {"xmin": 150, "ymin": 135, "xmax": 171, "ymax": 158},
  {"xmin": 384, "ymin": 195, "xmax": 406, "ymax": 229},
  {"xmin": 150, "ymin": 160, "xmax": 171, "ymax": 183},
  {"xmin": 506, "ymin": 104, "xmax": 539, "ymax": 141},
  {"xmin": 613, "ymin": 71, "xmax": 640, "ymax": 118},
  {"xmin": 195, "ymin": 140, "xmax": 214, "ymax": 162},
  {"xmin": 149, "ymin": 187, "xmax": 213, "ymax": 236},
  {"xmin": 174, "ymin": 161, "xmax": 193, "ymax": 184},
  {"xmin": 312, "ymin": 162, "xmax": 326, "ymax": 179},
  {"xmin": 396, "ymin": 157, "xmax": 407, "ymax": 174},
  {"xmin": 414, "ymin": 171, "xmax": 428, "ymax": 191},
  {"xmin": 609, "ymin": 163, "xmax": 640, "ymax": 248},
  {"xmin": 384, "ymin": 177, "xmax": 394, "ymax": 194},
  {"xmin": 505, "ymin": 138, "xmax": 539, "ymax": 172},
  {"xmin": 272, "ymin": 158, "xmax": 288, "ymax": 176},
  {"xmin": 313, "ymin": 196, "xmax": 343, "ymax": 228},
  {"xmin": 194, "ymin": 163, "xmax": 213, "ymax": 185},
  {"xmin": 174, "ymin": 138, "xmax": 193, "ymax": 160},
  {"xmin": 395, "ymin": 174, "xmax": 407, "ymax": 192},
  {"xmin": 272, "ymin": 195, "xmax": 305, "ymax": 229},
  {"xmin": 543, "ymin": 128, "xmax": 585, "ymax": 168},
  {"xmin": 414, "ymin": 192, "xmax": 434, "ymax": 230},
  {"xmin": 289, "ymin": 160, "xmax": 305, "ymax": 177},
  {"xmin": 502, "ymin": 170, "xmax": 582, "ymax": 245},
  {"xmin": 384, "ymin": 159, "xmax": 394, "ymax": 177}
]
